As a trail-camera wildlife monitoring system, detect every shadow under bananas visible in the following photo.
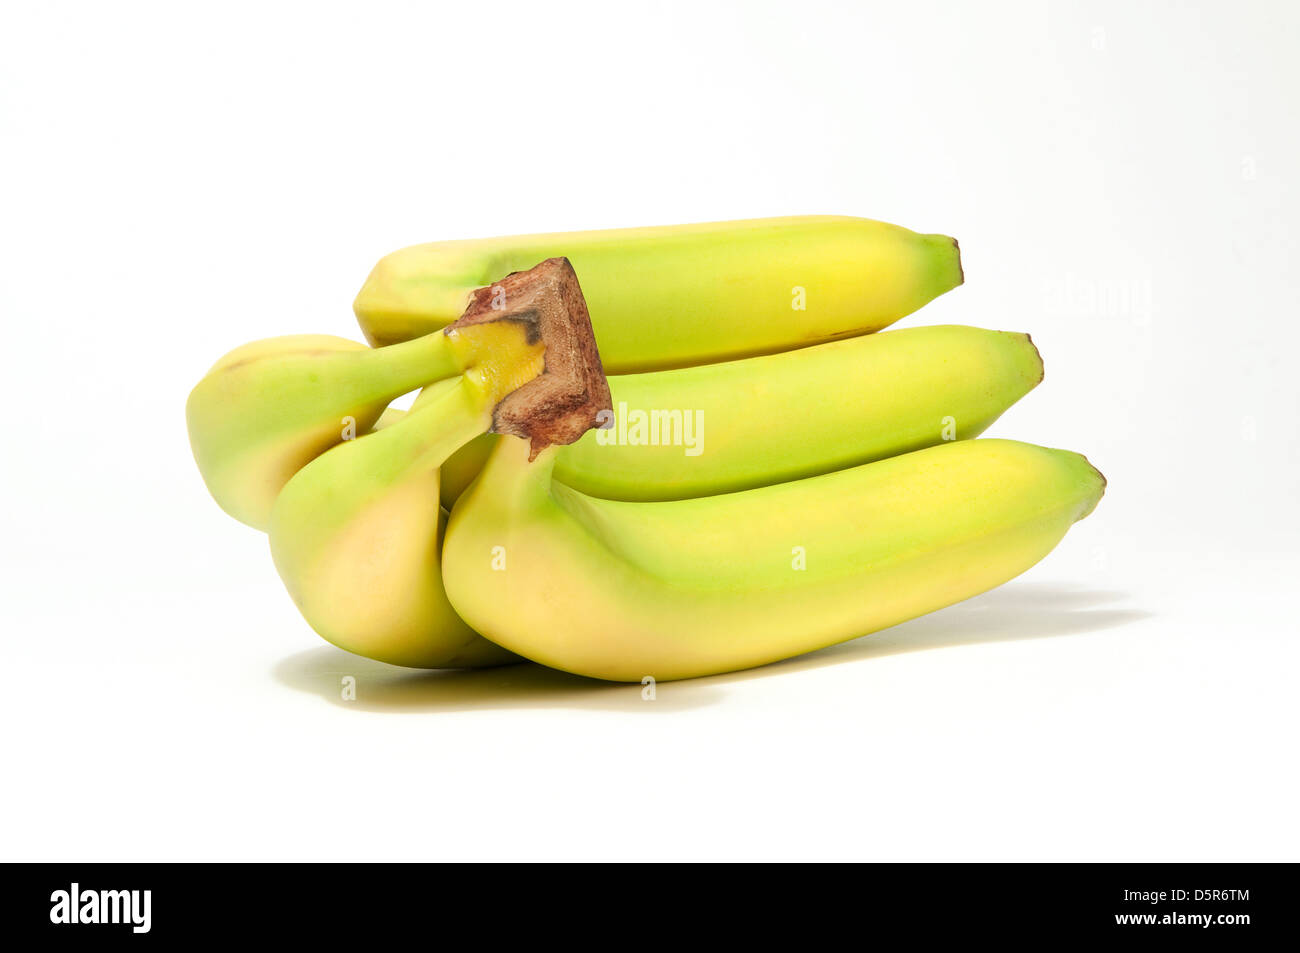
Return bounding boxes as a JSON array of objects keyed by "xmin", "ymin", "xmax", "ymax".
[
  {"xmin": 272, "ymin": 582, "xmax": 1147, "ymax": 712},
  {"xmin": 272, "ymin": 647, "xmax": 721, "ymax": 713}
]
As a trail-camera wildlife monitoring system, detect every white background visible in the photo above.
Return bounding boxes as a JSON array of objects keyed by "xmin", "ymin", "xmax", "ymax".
[{"xmin": 1, "ymin": 0, "xmax": 1296, "ymax": 861}]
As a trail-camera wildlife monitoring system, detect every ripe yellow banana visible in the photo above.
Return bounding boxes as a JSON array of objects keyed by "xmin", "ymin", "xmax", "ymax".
[
  {"xmin": 354, "ymin": 215, "xmax": 963, "ymax": 372},
  {"xmin": 442, "ymin": 436, "xmax": 1106, "ymax": 682},
  {"xmin": 269, "ymin": 258, "xmax": 609, "ymax": 668},
  {"xmin": 185, "ymin": 307, "xmax": 546, "ymax": 530},
  {"xmin": 436, "ymin": 324, "xmax": 1043, "ymax": 505}
]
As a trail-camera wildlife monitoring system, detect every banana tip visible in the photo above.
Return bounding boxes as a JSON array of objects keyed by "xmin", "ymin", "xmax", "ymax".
[
  {"xmin": 1025, "ymin": 332, "xmax": 1045, "ymax": 385},
  {"xmin": 1085, "ymin": 454, "xmax": 1107, "ymax": 492},
  {"xmin": 1077, "ymin": 453, "xmax": 1107, "ymax": 520}
]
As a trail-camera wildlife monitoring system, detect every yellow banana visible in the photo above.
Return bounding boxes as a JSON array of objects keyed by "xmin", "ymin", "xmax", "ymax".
[
  {"xmin": 269, "ymin": 379, "xmax": 518, "ymax": 668},
  {"xmin": 442, "ymin": 436, "xmax": 1105, "ymax": 682},
  {"xmin": 354, "ymin": 215, "xmax": 963, "ymax": 372},
  {"xmin": 436, "ymin": 324, "xmax": 1043, "ymax": 505}
]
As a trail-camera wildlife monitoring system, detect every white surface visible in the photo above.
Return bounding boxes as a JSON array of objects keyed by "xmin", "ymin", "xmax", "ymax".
[{"xmin": 1, "ymin": 0, "xmax": 1296, "ymax": 861}]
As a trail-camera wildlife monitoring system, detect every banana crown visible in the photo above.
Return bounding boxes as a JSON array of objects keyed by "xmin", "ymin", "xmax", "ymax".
[{"xmin": 449, "ymin": 257, "xmax": 612, "ymax": 458}]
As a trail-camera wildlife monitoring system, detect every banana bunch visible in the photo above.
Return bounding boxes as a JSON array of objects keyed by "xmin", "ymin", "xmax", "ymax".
[{"xmin": 187, "ymin": 215, "xmax": 1104, "ymax": 682}]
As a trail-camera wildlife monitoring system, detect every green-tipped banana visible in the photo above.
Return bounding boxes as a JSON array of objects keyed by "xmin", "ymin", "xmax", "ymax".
[
  {"xmin": 437, "ymin": 324, "xmax": 1043, "ymax": 505},
  {"xmin": 443, "ymin": 436, "xmax": 1105, "ymax": 682},
  {"xmin": 355, "ymin": 215, "xmax": 963, "ymax": 372}
]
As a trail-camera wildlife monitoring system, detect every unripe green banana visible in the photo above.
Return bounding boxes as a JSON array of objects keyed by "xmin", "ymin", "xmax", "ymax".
[
  {"xmin": 436, "ymin": 324, "xmax": 1043, "ymax": 505},
  {"xmin": 442, "ymin": 436, "xmax": 1105, "ymax": 682},
  {"xmin": 354, "ymin": 216, "xmax": 963, "ymax": 372}
]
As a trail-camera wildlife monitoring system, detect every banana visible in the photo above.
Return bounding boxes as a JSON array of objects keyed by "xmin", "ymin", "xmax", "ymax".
[
  {"xmin": 436, "ymin": 324, "xmax": 1043, "ymax": 506},
  {"xmin": 442, "ymin": 436, "xmax": 1105, "ymax": 682},
  {"xmin": 269, "ymin": 379, "xmax": 517, "ymax": 668},
  {"xmin": 269, "ymin": 258, "xmax": 609, "ymax": 668},
  {"xmin": 354, "ymin": 215, "xmax": 963, "ymax": 372}
]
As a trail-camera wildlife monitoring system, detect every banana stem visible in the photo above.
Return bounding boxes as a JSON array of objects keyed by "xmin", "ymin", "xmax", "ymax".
[
  {"xmin": 394, "ymin": 376, "xmax": 499, "ymax": 473},
  {"xmin": 366, "ymin": 311, "xmax": 552, "ymax": 411},
  {"xmin": 363, "ymin": 328, "xmax": 465, "ymax": 397},
  {"xmin": 472, "ymin": 434, "xmax": 558, "ymax": 507}
]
